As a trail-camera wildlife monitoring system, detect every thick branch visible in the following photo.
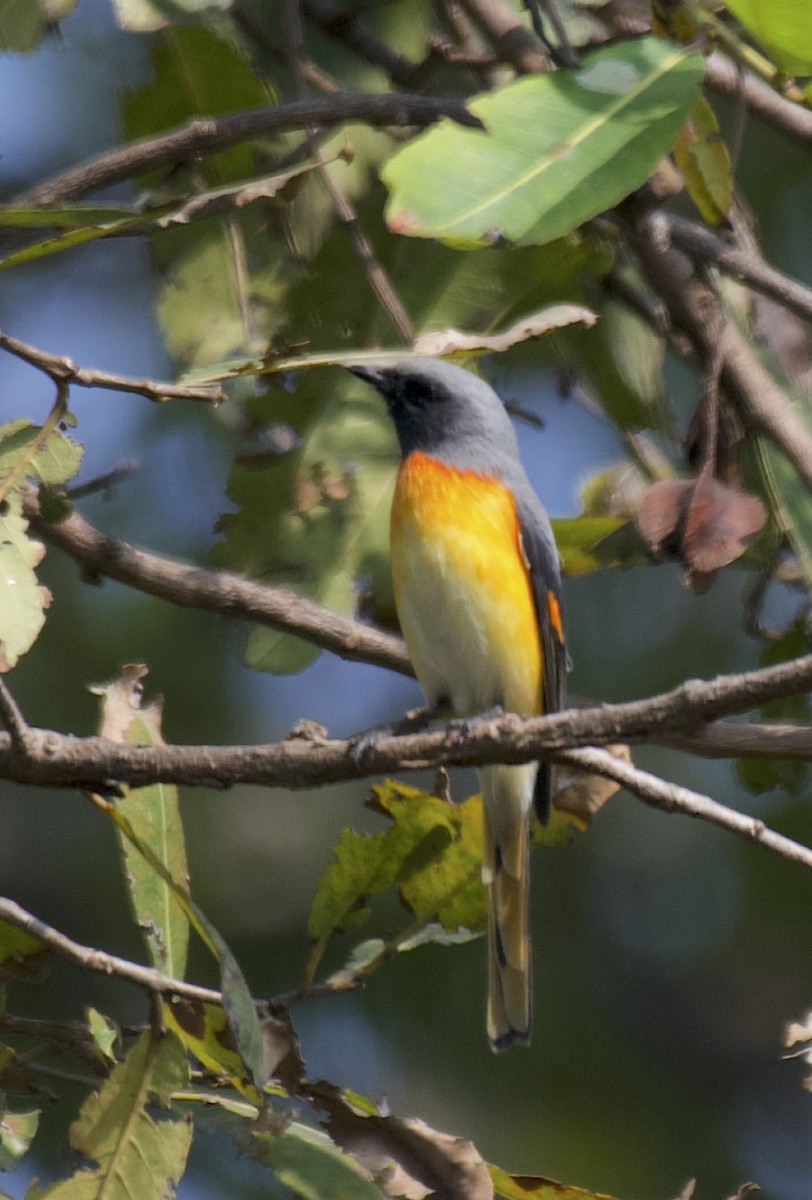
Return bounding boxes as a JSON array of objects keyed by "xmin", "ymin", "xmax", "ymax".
[
  {"xmin": 556, "ymin": 747, "xmax": 812, "ymax": 870},
  {"xmin": 25, "ymin": 495, "xmax": 411, "ymax": 678},
  {"xmin": 0, "ymin": 330, "xmax": 225, "ymax": 405},
  {"xmin": 2, "ymin": 653, "xmax": 812, "ymax": 790},
  {"xmin": 13, "ymin": 93, "xmax": 482, "ymax": 208}
]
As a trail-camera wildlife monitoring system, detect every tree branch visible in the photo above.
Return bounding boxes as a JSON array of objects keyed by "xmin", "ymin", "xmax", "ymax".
[
  {"xmin": 1, "ymin": 652, "xmax": 812, "ymax": 791},
  {"xmin": 705, "ymin": 52, "xmax": 812, "ymax": 150},
  {"xmin": 661, "ymin": 213, "xmax": 812, "ymax": 327},
  {"xmin": 0, "ymin": 896, "xmax": 221, "ymax": 1005},
  {"xmin": 25, "ymin": 494, "xmax": 411, "ymax": 678},
  {"xmin": 13, "ymin": 93, "xmax": 482, "ymax": 208},
  {"xmin": 0, "ymin": 330, "xmax": 226, "ymax": 405},
  {"xmin": 625, "ymin": 206, "xmax": 812, "ymax": 494},
  {"xmin": 556, "ymin": 747, "xmax": 812, "ymax": 870}
]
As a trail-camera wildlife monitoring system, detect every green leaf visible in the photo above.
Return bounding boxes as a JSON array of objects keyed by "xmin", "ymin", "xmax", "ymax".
[
  {"xmin": 725, "ymin": 0, "xmax": 812, "ymax": 73},
  {"xmin": 387, "ymin": 788, "xmax": 486, "ymax": 933},
  {"xmin": 0, "ymin": 204, "xmax": 143, "ymax": 228},
  {"xmin": 757, "ymin": 417, "xmax": 812, "ymax": 588},
  {"xmin": 0, "ymin": 419, "xmax": 83, "ymax": 487},
  {"xmin": 0, "ymin": 493, "xmax": 50, "ymax": 672},
  {"xmin": 551, "ymin": 515, "xmax": 632, "ymax": 575},
  {"xmin": 382, "ymin": 37, "xmax": 704, "ymax": 248},
  {"xmin": 306, "ymin": 781, "xmax": 457, "ymax": 946},
  {"xmin": 26, "ymin": 1030, "xmax": 192, "ymax": 1200},
  {"xmin": 0, "ymin": 919, "xmax": 52, "ymax": 981},
  {"xmin": 93, "ymin": 665, "xmax": 190, "ymax": 981},
  {"xmin": 162, "ymin": 999, "xmax": 255, "ymax": 1099},
  {"xmin": 0, "ymin": 0, "xmax": 76, "ymax": 51},
  {"xmin": 674, "ymin": 96, "xmax": 733, "ymax": 226},
  {"xmin": 91, "ymin": 667, "xmax": 265, "ymax": 1092},
  {"xmin": 251, "ymin": 1123, "xmax": 387, "ymax": 1200},
  {"xmin": 123, "ymin": 24, "xmax": 285, "ymax": 371},
  {"xmin": 0, "ymin": 1104, "xmax": 39, "ymax": 1170},
  {"xmin": 84, "ymin": 1008, "xmax": 120, "ymax": 1067}
]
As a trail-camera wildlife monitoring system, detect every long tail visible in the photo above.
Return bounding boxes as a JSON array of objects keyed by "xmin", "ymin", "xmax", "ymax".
[{"xmin": 480, "ymin": 763, "xmax": 535, "ymax": 1052}]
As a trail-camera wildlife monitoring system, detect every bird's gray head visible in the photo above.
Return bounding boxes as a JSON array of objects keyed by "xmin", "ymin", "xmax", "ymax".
[{"xmin": 347, "ymin": 357, "xmax": 519, "ymax": 467}]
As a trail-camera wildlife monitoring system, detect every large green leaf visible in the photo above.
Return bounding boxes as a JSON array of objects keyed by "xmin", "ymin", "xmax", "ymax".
[
  {"xmin": 382, "ymin": 36, "xmax": 704, "ymax": 248},
  {"xmin": 26, "ymin": 1031, "xmax": 192, "ymax": 1200},
  {"xmin": 725, "ymin": 0, "xmax": 812, "ymax": 73}
]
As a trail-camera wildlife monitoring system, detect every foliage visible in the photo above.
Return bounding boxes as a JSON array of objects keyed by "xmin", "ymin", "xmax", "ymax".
[{"xmin": 1, "ymin": 0, "xmax": 812, "ymax": 1197}]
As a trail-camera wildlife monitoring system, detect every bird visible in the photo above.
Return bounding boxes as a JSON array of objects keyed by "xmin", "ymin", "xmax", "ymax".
[{"xmin": 348, "ymin": 357, "xmax": 566, "ymax": 1051}]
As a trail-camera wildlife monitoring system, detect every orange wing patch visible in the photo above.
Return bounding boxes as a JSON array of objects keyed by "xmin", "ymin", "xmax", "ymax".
[{"xmin": 546, "ymin": 590, "xmax": 565, "ymax": 644}]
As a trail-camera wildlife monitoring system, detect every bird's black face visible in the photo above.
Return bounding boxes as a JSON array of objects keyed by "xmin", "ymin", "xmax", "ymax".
[{"xmin": 347, "ymin": 363, "xmax": 454, "ymax": 456}]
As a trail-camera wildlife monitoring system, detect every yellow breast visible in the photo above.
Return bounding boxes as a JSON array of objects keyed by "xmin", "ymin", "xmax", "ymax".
[{"xmin": 390, "ymin": 452, "xmax": 542, "ymax": 717}]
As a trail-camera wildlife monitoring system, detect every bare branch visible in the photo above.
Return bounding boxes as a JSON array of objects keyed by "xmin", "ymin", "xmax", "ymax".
[
  {"xmin": 1, "ymin": 652, "xmax": 812, "ymax": 792},
  {"xmin": 556, "ymin": 747, "xmax": 812, "ymax": 870},
  {"xmin": 13, "ymin": 93, "xmax": 483, "ymax": 208},
  {"xmin": 25, "ymin": 494, "xmax": 412, "ymax": 677},
  {"xmin": 0, "ymin": 330, "xmax": 226, "ymax": 405},
  {"xmin": 458, "ymin": 0, "xmax": 549, "ymax": 73},
  {"xmin": 0, "ymin": 676, "xmax": 29, "ymax": 749},
  {"xmin": 706, "ymin": 52, "xmax": 812, "ymax": 150},
  {"xmin": 625, "ymin": 207, "xmax": 812, "ymax": 494},
  {"xmin": 0, "ymin": 895, "xmax": 220, "ymax": 1005},
  {"xmin": 662, "ymin": 213, "xmax": 812, "ymax": 327}
]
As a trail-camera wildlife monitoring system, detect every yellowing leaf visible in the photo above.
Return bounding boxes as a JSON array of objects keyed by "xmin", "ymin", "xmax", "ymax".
[
  {"xmin": 490, "ymin": 1164, "xmax": 622, "ymax": 1200},
  {"xmin": 93, "ymin": 664, "xmax": 190, "ymax": 981},
  {"xmin": 674, "ymin": 97, "xmax": 732, "ymax": 225}
]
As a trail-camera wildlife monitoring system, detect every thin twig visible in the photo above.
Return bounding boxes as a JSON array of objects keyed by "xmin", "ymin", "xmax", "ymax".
[
  {"xmin": 555, "ymin": 746, "xmax": 812, "ymax": 870},
  {"xmin": 13, "ymin": 94, "xmax": 483, "ymax": 208},
  {"xmin": 0, "ymin": 897, "xmax": 356, "ymax": 1012},
  {"xmin": 705, "ymin": 52, "xmax": 812, "ymax": 150},
  {"xmin": 0, "ymin": 896, "xmax": 221, "ymax": 1005},
  {"xmin": 281, "ymin": 2, "xmax": 413, "ymax": 343},
  {"xmin": 662, "ymin": 213, "xmax": 812, "ymax": 326},
  {"xmin": 0, "ymin": 677, "xmax": 29, "ymax": 749},
  {"xmin": 459, "ymin": 0, "xmax": 549, "ymax": 73},
  {"xmin": 0, "ymin": 330, "xmax": 226, "ymax": 405},
  {"xmin": 625, "ymin": 207, "xmax": 812, "ymax": 494},
  {"xmin": 23, "ymin": 492, "xmax": 812, "ymax": 762}
]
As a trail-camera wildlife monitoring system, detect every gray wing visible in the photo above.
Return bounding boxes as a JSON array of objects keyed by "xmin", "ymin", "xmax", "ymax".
[{"xmin": 513, "ymin": 483, "xmax": 567, "ymax": 823}]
